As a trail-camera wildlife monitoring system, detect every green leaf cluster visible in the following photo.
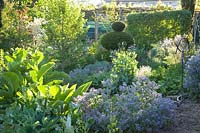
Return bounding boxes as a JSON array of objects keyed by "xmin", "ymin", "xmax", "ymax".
[
  {"xmin": 110, "ymin": 50, "xmax": 138, "ymax": 89},
  {"xmin": 0, "ymin": 48, "xmax": 67, "ymax": 110},
  {"xmin": 0, "ymin": 48, "xmax": 92, "ymax": 132}
]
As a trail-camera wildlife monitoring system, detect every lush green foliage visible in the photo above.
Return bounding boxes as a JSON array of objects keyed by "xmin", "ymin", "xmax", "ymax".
[
  {"xmin": 0, "ymin": 0, "xmax": 196, "ymax": 131},
  {"xmin": 152, "ymin": 65, "xmax": 182, "ymax": 96},
  {"xmin": 35, "ymin": 0, "xmax": 86, "ymax": 71},
  {"xmin": 111, "ymin": 21, "xmax": 125, "ymax": 32},
  {"xmin": 0, "ymin": 48, "xmax": 92, "ymax": 132},
  {"xmin": 181, "ymin": 0, "xmax": 196, "ymax": 13},
  {"xmin": 0, "ymin": 48, "xmax": 67, "ymax": 111},
  {"xmin": 100, "ymin": 32, "xmax": 134, "ymax": 50},
  {"xmin": 184, "ymin": 54, "xmax": 200, "ymax": 100},
  {"xmin": 110, "ymin": 50, "xmax": 138, "ymax": 87},
  {"xmin": 148, "ymin": 37, "xmax": 183, "ymax": 95},
  {"xmin": 77, "ymin": 77, "xmax": 176, "ymax": 132},
  {"xmin": 88, "ymin": 41, "xmax": 111, "ymax": 61},
  {"xmin": 127, "ymin": 10, "xmax": 192, "ymax": 49},
  {"xmin": 0, "ymin": 2, "xmax": 32, "ymax": 49},
  {"xmin": 0, "ymin": 0, "xmax": 88, "ymax": 72}
]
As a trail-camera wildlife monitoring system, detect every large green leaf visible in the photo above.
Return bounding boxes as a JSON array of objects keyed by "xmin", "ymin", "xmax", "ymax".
[
  {"xmin": 49, "ymin": 85, "xmax": 60, "ymax": 98},
  {"xmin": 29, "ymin": 70, "xmax": 38, "ymax": 83},
  {"xmin": 4, "ymin": 56, "xmax": 14, "ymax": 63},
  {"xmin": 55, "ymin": 84, "xmax": 68, "ymax": 100},
  {"xmin": 64, "ymin": 84, "xmax": 76, "ymax": 102},
  {"xmin": 73, "ymin": 81, "xmax": 92, "ymax": 97},
  {"xmin": 37, "ymin": 85, "xmax": 48, "ymax": 97},
  {"xmin": 14, "ymin": 48, "xmax": 28, "ymax": 63},
  {"xmin": 44, "ymin": 71, "xmax": 69, "ymax": 85},
  {"xmin": 38, "ymin": 62, "xmax": 55, "ymax": 83},
  {"xmin": 31, "ymin": 51, "xmax": 44, "ymax": 66},
  {"xmin": 1, "ymin": 72, "xmax": 21, "ymax": 93}
]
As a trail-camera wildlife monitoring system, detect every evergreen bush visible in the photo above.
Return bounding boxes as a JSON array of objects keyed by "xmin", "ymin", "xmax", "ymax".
[
  {"xmin": 111, "ymin": 21, "xmax": 125, "ymax": 32},
  {"xmin": 100, "ymin": 31, "xmax": 133, "ymax": 50}
]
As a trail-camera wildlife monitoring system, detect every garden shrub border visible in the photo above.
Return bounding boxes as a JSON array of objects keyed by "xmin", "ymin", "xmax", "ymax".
[{"xmin": 127, "ymin": 10, "xmax": 192, "ymax": 49}]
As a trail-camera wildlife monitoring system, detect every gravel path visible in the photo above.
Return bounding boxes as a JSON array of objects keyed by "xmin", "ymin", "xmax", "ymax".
[{"xmin": 160, "ymin": 100, "xmax": 200, "ymax": 133}]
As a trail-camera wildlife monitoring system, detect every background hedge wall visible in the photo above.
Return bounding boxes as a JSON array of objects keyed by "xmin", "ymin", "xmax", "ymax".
[{"xmin": 126, "ymin": 10, "xmax": 192, "ymax": 49}]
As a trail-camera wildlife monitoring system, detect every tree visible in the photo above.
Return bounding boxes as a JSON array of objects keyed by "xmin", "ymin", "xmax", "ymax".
[
  {"xmin": 0, "ymin": 0, "xmax": 4, "ymax": 27},
  {"xmin": 0, "ymin": 0, "xmax": 39, "ymax": 49},
  {"xmin": 36, "ymin": 0, "xmax": 86, "ymax": 71},
  {"xmin": 0, "ymin": 2, "xmax": 32, "ymax": 49},
  {"xmin": 181, "ymin": 0, "xmax": 196, "ymax": 13},
  {"xmin": 7, "ymin": 0, "xmax": 38, "ymax": 8}
]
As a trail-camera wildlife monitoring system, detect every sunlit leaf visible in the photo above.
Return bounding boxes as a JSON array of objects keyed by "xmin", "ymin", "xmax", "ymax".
[
  {"xmin": 1, "ymin": 72, "xmax": 20, "ymax": 93},
  {"xmin": 49, "ymin": 85, "xmax": 60, "ymax": 98},
  {"xmin": 38, "ymin": 85, "xmax": 48, "ymax": 97},
  {"xmin": 73, "ymin": 81, "xmax": 91, "ymax": 97},
  {"xmin": 64, "ymin": 84, "xmax": 76, "ymax": 102},
  {"xmin": 38, "ymin": 62, "xmax": 55, "ymax": 82}
]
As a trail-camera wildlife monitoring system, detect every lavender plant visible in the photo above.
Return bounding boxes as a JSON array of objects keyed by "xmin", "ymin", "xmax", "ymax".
[
  {"xmin": 76, "ymin": 77, "xmax": 176, "ymax": 132},
  {"xmin": 184, "ymin": 54, "xmax": 200, "ymax": 100}
]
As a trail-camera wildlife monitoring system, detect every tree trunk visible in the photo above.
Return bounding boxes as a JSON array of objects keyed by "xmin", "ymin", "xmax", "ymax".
[{"xmin": 181, "ymin": 0, "xmax": 196, "ymax": 13}]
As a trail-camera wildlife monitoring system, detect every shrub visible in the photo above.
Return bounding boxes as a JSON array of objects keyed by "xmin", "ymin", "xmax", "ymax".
[
  {"xmin": 76, "ymin": 77, "xmax": 176, "ymax": 132},
  {"xmin": 111, "ymin": 21, "xmax": 125, "ymax": 32},
  {"xmin": 68, "ymin": 61, "xmax": 111, "ymax": 86},
  {"xmin": 89, "ymin": 41, "xmax": 111, "ymax": 61},
  {"xmin": 149, "ymin": 37, "xmax": 183, "ymax": 96},
  {"xmin": 0, "ymin": 3, "xmax": 32, "ymax": 49},
  {"xmin": 0, "ymin": 48, "xmax": 68, "ymax": 107},
  {"xmin": 110, "ymin": 50, "xmax": 138, "ymax": 86},
  {"xmin": 3, "ymin": 82, "xmax": 92, "ymax": 132},
  {"xmin": 184, "ymin": 54, "xmax": 200, "ymax": 100},
  {"xmin": 100, "ymin": 31, "xmax": 134, "ymax": 50},
  {"xmin": 137, "ymin": 66, "xmax": 152, "ymax": 78},
  {"xmin": 151, "ymin": 64, "xmax": 182, "ymax": 96},
  {"xmin": 127, "ymin": 10, "xmax": 192, "ymax": 49}
]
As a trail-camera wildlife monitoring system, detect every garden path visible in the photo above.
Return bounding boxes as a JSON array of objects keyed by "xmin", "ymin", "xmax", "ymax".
[{"xmin": 160, "ymin": 100, "xmax": 200, "ymax": 133}]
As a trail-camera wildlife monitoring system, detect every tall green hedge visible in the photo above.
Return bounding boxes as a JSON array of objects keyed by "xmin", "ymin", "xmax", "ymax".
[{"xmin": 126, "ymin": 10, "xmax": 192, "ymax": 49}]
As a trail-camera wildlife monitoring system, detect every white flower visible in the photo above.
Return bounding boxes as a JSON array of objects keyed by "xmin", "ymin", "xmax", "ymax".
[{"xmin": 27, "ymin": 18, "xmax": 47, "ymax": 41}]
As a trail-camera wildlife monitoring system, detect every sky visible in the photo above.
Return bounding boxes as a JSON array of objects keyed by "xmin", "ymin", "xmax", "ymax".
[{"xmin": 76, "ymin": 0, "xmax": 103, "ymax": 6}]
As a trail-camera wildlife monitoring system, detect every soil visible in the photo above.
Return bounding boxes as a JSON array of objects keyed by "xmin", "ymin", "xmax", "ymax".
[{"xmin": 160, "ymin": 99, "xmax": 200, "ymax": 133}]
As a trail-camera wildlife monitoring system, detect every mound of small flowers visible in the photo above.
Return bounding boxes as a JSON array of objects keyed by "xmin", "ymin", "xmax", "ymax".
[
  {"xmin": 76, "ymin": 77, "xmax": 176, "ymax": 132},
  {"xmin": 184, "ymin": 53, "xmax": 200, "ymax": 100}
]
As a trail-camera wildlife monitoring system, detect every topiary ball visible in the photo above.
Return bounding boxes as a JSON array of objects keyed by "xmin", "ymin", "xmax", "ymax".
[
  {"xmin": 112, "ymin": 21, "xmax": 125, "ymax": 32},
  {"xmin": 100, "ymin": 32, "xmax": 134, "ymax": 50}
]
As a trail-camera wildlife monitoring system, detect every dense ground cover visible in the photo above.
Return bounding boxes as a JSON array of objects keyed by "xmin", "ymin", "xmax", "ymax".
[{"xmin": 0, "ymin": 0, "xmax": 199, "ymax": 132}]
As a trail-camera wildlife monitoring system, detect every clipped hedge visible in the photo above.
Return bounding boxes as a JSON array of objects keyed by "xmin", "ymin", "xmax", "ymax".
[
  {"xmin": 126, "ymin": 10, "xmax": 192, "ymax": 49},
  {"xmin": 112, "ymin": 21, "xmax": 125, "ymax": 32},
  {"xmin": 100, "ymin": 32, "xmax": 134, "ymax": 50}
]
